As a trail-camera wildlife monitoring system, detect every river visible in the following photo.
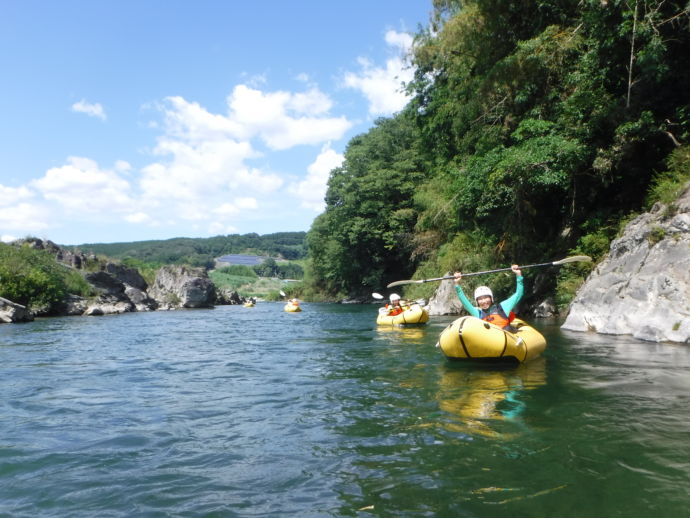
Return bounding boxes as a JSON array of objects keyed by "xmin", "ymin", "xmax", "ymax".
[{"xmin": 1, "ymin": 303, "xmax": 689, "ymax": 517}]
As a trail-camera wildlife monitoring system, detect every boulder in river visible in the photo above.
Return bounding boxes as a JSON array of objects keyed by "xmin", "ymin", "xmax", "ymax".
[
  {"xmin": 148, "ymin": 265, "xmax": 215, "ymax": 309},
  {"xmin": 0, "ymin": 296, "xmax": 34, "ymax": 323},
  {"xmin": 562, "ymin": 182, "xmax": 690, "ymax": 343}
]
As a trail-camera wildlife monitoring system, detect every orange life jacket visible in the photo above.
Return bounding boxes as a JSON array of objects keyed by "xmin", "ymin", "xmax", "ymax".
[
  {"xmin": 479, "ymin": 304, "xmax": 516, "ymax": 330},
  {"xmin": 385, "ymin": 303, "xmax": 404, "ymax": 316}
]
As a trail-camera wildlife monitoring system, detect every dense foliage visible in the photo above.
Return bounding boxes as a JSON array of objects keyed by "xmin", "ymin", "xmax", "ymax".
[
  {"xmin": 72, "ymin": 232, "xmax": 307, "ymax": 268},
  {"xmin": 0, "ymin": 243, "xmax": 93, "ymax": 312},
  {"xmin": 305, "ymin": 0, "xmax": 690, "ymax": 306}
]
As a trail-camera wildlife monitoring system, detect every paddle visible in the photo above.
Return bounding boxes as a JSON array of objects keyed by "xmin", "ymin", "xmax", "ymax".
[
  {"xmin": 386, "ymin": 255, "xmax": 592, "ymax": 288},
  {"xmin": 279, "ymin": 290, "xmax": 286, "ymax": 297},
  {"xmin": 372, "ymin": 292, "xmax": 384, "ymax": 299}
]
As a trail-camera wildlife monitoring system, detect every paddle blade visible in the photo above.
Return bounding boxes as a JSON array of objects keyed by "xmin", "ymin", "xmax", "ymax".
[
  {"xmin": 372, "ymin": 292, "xmax": 384, "ymax": 299},
  {"xmin": 279, "ymin": 290, "xmax": 286, "ymax": 297},
  {"xmin": 386, "ymin": 279, "xmax": 419, "ymax": 288},
  {"xmin": 552, "ymin": 255, "xmax": 592, "ymax": 265}
]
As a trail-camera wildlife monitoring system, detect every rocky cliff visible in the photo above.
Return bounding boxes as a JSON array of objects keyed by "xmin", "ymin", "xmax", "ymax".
[
  {"xmin": 0, "ymin": 239, "xmax": 220, "ymax": 322},
  {"xmin": 148, "ymin": 265, "xmax": 215, "ymax": 309},
  {"xmin": 428, "ymin": 277, "xmax": 464, "ymax": 316},
  {"xmin": 562, "ymin": 182, "xmax": 690, "ymax": 343}
]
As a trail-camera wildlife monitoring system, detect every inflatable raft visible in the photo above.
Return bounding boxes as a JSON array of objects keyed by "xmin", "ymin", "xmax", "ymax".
[
  {"xmin": 243, "ymin": 302, "xmax": 255, "ymax": 307},
  {"xmin": 376, "ymin": 303, "xmax": 430, "ymax": 326},
  {"xmin": 284, "ymin": 302, "xmax": 302, "ymax": 312},
  {"xmin": 437, "ymin": 316, "xmax": 546, "ymax": 363}
]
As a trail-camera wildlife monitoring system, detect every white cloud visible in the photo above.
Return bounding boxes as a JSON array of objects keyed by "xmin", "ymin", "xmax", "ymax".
[
  {"xmin": 208, "ymin": 221, "xmax": 238, "ymax": 235},
  {"xmin": 140, "ymin": 138, "xmax": 280, "ymax": 203},
  {"xmin": 115, "ymin": 160, "xmax": 132, "ymax": 172},
  {"xmin": 137, "ymin": 84, "xmax": 351, "ymax": 224},
  {"xmin": 125, "ymin": 212, "xmax": 152, "ymax": 224},
  {"xmin": 290, "ymin": 144, "xmax": 344, "ymax": 211},
  {"xmin": 2, "ymin": 234, "xmax": 18, "ymax": 243},
  {"xmin": 0, "ymin": 185, "xmax": 33, "ymax": 206},
  {"xmin": 343, "ymin": 30, "xmax": 415, "ymax": 116},
  {"xmin": 0, "ymin": 202, "xmax": 52, "ymax": 233},
  {"xmin": 163, "ymin": 96, "xmax": 243, "ymax": 142},
  {"xmin": 213, "ymin": 197, "xmax": 259, "ymax": 217},
  {"xmin": 385, "ymin": 29, "xmax": 414, "ymax": 50},
  {"xmin": 31, "ymin": 157, "xmax": 134, "ymax": 214},
  {"xmin": 71, "ymin": 99, "xmax": 107, "ymax": 120},
  {"xmin": 4, "ymin": 72, "xmax": 366, "ymax": 240},
  {"xmin": 226, "ymin": 85, "xmax": 352, "ymax": 150},
  {"xmin": 208, "ymin": 197, "xmax": 259, "ymax": 233}
]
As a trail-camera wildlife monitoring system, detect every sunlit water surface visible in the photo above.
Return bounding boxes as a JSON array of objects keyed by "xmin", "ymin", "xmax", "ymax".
[{"xmin": 1, "ymin": 303, "xmax": 689, "ymax": 517}]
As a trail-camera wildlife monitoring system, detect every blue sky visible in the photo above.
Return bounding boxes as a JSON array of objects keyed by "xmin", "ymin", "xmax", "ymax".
[{"xmin": 0, "ymin": 1, "xmax": 431, "ymax": 245}]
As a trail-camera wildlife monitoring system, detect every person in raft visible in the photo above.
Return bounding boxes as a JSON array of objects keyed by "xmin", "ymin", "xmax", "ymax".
[
  {"xmin": 384, "ymin": 293, "xmax": 406, "ymax": 316},
  {"xmin": 453, "ymin": 264, "xmax": 523, "ymax": 331},
  {"xmin": 290, "ymin": 298, "xmax": 300, "ymax": 306}
]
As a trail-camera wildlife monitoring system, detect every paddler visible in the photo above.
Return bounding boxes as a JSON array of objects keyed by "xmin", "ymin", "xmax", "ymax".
[{"xmin": 453, "ymin": 264, "xmax": 523, "ymax": 330}]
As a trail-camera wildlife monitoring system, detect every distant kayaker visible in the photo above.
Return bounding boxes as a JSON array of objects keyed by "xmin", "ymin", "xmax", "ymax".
[
  {"xmin": 453, "ymin": 265, "xmax": 523, "ymax": 330},
  {"xmin": 385, "ymin": 293, "xmax": 405, "ymax": 316}
]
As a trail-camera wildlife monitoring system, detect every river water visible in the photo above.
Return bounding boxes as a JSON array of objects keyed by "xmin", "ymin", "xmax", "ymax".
[{"xmin": 1, "ymin": 303, "xmax": 689, "ymax": 517}]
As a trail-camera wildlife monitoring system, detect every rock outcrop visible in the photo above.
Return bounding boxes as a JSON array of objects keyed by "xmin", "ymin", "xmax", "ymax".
[
  {"xmin": 428, "ymin": 277, "xmax": 464, "ymax": 316},
  {"xmin": 215, "ymin": 288, "xmax": 245, "ymax": 305},
  {"xmin": 0, "ymin": 239, "xmax": 220, "ymax": 322},
  {"xmin": 562, "ymin": 182, "xmax": 690, "ymax": 343},
  {"xmin": 148, "ymin": 265, "xmax": 215, "ymax": 309},
  {"xmin": 0, "ymin": 297, "xmax": 34, "ymax": 323},
  {"xmin": 19, "ymin": 237, "xmax": 92, "ymax": 269}
]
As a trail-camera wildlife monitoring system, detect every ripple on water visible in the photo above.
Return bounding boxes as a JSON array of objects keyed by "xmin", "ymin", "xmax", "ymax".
[{"xmin": 1, "ymin": 307, "xmax": 690, "ymax": 516}]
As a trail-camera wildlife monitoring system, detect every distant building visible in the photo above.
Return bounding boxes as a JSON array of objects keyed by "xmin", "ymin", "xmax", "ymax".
[{"xmin": 216, "ymin": 254, "xmax": 265, "ymax": 266}]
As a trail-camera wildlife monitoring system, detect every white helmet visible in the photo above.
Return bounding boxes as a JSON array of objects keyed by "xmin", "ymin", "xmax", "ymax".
[
  {"xmin": 389, "ymin": 293, "xmax": 401, "ymax": 302},
  {"xmin": 474, "ymin": 286, "xmax": 493, "ymax": 302}
]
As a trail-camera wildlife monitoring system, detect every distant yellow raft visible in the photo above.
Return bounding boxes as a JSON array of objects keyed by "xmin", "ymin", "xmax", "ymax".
[
  {"xmin": 243, "ymin": 302, "xmax": 255, "ymax": 307},
  {"xmin": 284, "ymin": 303, "xmax": 302, "ymax": 312},
  {"xmin": 376, "ymin": 303, "xmax": 430, "ymax": 326},
  {"xmin": 437, "ymin": 316, "xmax": 546, "ymax": 363}
]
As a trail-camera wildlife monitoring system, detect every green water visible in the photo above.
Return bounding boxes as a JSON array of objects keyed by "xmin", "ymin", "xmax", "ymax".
[{"xmin": 1, "ymin": 303, "xmax": 688, "ymax": 516}]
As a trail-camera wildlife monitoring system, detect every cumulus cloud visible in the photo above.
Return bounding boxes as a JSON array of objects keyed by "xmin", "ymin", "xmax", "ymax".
[
  {"xmin": 125, "ymin": 212, "xmax": 153, "ymax": 224},
  {"xmin": 0, "ymin": 185, "xmax": 33, "ymax": 206},
  {"xmin": 71, "ymin": 99, "xmax": 107, "ymax": 120},
  {"xmin": 137, "ymin": 84, "xmax": 351, "ymax": 222},
  {"xmin": 290, "ymin": 144, "xmax": 344, "ymax": 211},
  {"xmin": 343, "ymin": 29, "xmax": 415, "ymax": 116},
  {"xmin": 226, "ymin": 85, "xmax": 352, "ymax": 150},
  {"xmin": 208, "ymin": 221, "xmax": 238, "ymax": 235},
  {"xmin": 3, "ymin": 76, "xmax": 361, "ymax": 240},
  {"xmin": 31, "ymin": 157, "xmax": 134, "ymax": 214},
  {"xmin": 213, "ymin": 197, "xmax": 258, "ymax": 216},
  {"xmin": 0, "ymin": 202, "xmax": 52, "ymax": 233}
]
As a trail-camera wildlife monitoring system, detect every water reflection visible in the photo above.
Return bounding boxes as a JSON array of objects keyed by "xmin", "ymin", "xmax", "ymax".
[
  {"xmin": 374, "ymin": 326, "xmax": 426, "ymax": 343},
  {"xmin": 435, "ymin": 358, "xmax": 547, "ymax": 438}
]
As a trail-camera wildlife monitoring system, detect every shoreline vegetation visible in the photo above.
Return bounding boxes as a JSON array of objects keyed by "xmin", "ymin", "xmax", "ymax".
[
  {"xmin": 0, "ymin": 234, "xmax": 309, "ymax": 322},
  {"xmin": 3, "ymin": 3, "xmax": 689, "ymax": 331}
]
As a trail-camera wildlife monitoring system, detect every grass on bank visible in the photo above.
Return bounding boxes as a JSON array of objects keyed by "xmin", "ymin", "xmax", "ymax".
[{"xmin": 208, "ymin": 265, "xmax": 288, "ymax": 301}]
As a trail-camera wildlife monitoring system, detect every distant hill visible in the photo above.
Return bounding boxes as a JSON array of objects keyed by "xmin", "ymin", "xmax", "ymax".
[{"xmin": 69, "ymin": 232, "xmax": 307, "ymax": 268}]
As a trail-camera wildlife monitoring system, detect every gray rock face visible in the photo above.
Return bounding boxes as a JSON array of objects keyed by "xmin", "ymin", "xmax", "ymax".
[
  {"xmin": 83, "ymin": 267, "xmax": 156, "ymax": 315},
  {"xmin": 104, "ymin": 263, "xmax": 148, "ymax": 291},
  {"xmin": 215, "ymin": 289, "xmax": 244, "ymax": 305},
  {"xmin": 562, "ymin": 182, "xmax": 690, "ymax": 343},
  {"xmin": 428, "ymin": 276, "xmax": 465, "ymax": 316},
  {"xmin": 0, "ymin": 297, "xmax": 34, "ymax": 323},
  {"xmin": 149, "ymin": 266, "xmax": 215, "ymax": 309}
]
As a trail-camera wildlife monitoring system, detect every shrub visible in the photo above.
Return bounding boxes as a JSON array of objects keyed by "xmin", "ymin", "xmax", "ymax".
[
  {"xmin": 646, "ymin": 145, "xmax": 690, "ymax": 208},
  {"xmin": 0, "ymin": 243, "xmax": 67, "ymax": 310}
]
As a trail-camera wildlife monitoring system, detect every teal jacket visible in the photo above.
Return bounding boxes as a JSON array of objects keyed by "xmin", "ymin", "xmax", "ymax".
[{"xmin": 454, "ymin": 276, "xmax": 524, "ymax": 318}]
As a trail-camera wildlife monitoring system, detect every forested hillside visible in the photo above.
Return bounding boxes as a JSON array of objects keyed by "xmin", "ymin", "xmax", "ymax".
[
  {"xmin": 305, "ymin": 0, "xmax": 690, "ymax": 307},
  {"xmin": 71, "ymin": 232, "xmax": 307, "ymax": 269}
]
